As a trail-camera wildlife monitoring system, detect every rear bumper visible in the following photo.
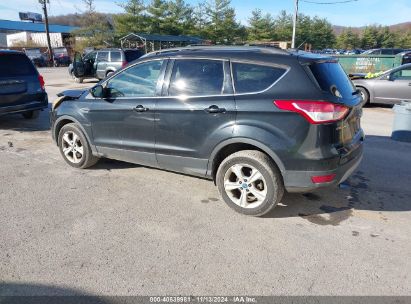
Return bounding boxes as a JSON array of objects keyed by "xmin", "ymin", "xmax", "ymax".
[
  {"xmin": 284, "ymin": 142, "xmax": 364, "ymax": 193},
  {"xmin": 0, "ymin": 100, "xmax": 48, "ymax": 116}
]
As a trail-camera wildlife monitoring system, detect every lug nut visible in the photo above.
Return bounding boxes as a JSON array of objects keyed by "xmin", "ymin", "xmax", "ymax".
[{"xmin": 239, "ymin": 181, "xmax": 242, "ymax": 184}]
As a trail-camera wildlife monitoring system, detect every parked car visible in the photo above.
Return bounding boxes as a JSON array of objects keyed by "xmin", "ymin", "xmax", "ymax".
[
  {"xmin": 362, "ymin": 48, "xmax": 405, "ymax": 55},
  {"xmin": 52, "ymin": 46, "xmax": 364, "ymax": 216},
  {"xmin": 0, "ymin": 50, "xmax": 47, "ymax": 119},
  {"xmin": 353, "ymin": 63, "xmax": 411, "ymax": 105},
  {"xmin": 68, "ymin": 48, "xmax": 144, "ymax": 83},
  {"xmin": 52, "ymin": 47, "xmax": 71, "ymax": 67},
  {"xmin": 24, "ymin": 48, "xmax": 46, "ymax": 67}
]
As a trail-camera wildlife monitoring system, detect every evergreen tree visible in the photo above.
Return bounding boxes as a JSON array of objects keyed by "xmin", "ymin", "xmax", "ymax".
[
  {"xmin": 146, "ymin": 0, "xmax": 169, "ymax": 34},
  {"xmin": 248, "ymin": 9, "xmax": 275, "ymax": 41},
  {"xmin": 114, "ymin": 0, "xmax": 147, "ymax": 37},
  {"xmin": 204, "ymin": 0, "xmax": 241, "ymax": 44}
]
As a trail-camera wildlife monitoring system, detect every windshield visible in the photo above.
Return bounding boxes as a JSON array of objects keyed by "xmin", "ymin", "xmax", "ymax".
[{"xmin": 309, "ymin": 62, "xmax": 356, "ymax": 99}]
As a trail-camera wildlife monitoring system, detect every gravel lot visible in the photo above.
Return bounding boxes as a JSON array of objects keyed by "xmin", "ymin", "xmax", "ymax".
[{"xmin": 0, "ymin": 67, "xmax": 410, "ymax": 296}]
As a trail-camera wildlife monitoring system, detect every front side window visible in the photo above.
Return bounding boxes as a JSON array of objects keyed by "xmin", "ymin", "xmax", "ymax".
[
  {"xmin": 97, "ymin": 52, "xmax": 109, "ymax": 62},
  {"xmin": 232, "ymin": 62, "xmax": 286, "ymax": 94},
  {"xmin": 106, "ymin": 60, "xmax": 164, "ymax": 98},
  {"xmin": 168, "ymin": 59, "xmax": 224, "ymax": 96},
  {"xmin": 391, "ymin": 68, "xmax": 411, "ymax": 80}
]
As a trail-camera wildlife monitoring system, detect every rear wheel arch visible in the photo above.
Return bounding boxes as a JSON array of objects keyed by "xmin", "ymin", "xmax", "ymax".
[{"xmin": 209, "ymin": 139, "xmax": 285, "ymax": 182}]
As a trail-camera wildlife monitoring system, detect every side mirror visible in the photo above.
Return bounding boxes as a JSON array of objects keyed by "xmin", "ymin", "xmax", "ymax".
[
  {"xmin": 90, "ymin": 85, "xmax": 106, "ymax": 98},
  {"xmin": 386, "ymin": 74, "xmax": 393, "ymax": 81}
]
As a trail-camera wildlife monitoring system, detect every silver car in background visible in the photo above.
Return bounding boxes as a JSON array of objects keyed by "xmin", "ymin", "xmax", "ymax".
[{"xmin": 353, "ymin": 63, "xmax": 411, "ymax": 105}]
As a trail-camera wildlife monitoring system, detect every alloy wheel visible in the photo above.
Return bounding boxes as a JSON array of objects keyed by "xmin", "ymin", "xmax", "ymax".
[
  {"xmin": 223, "ymin": 164, "xmax": 267, "ymax": 209},
  {"xmin": 61, "ymin": 131, "xmax": 84, "ymax": 164}
]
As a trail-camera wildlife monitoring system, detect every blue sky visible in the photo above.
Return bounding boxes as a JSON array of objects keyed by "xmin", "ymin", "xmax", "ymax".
[{"xmin": 0, "ymin": 0, "xmax": 410, "ymax": 27}]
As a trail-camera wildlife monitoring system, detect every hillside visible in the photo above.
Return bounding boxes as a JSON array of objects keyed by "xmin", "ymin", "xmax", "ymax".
[{"xmin": 333, "ymin": 22, "xmax": 411, "ymax": 35}]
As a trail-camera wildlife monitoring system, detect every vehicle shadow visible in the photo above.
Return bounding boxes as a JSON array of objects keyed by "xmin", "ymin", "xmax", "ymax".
[
  {"xmin": 0, "ymin": 282, "xmax": 114, "ymax": 303},
  {"xmin": 263, "ymin": 135, "xmax": 411, "ymax": 223},
  {"xmin": 90, "ymin": 158, "xmax": 141, "ymax": 171},
  {"xmin": 0, "ymin": 109, "xmax": 50, "ymax": 132}
]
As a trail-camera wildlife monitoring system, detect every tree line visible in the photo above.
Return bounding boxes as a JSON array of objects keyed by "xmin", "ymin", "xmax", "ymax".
[{"xmin": 53, "ymin": 0, "xmax": 411, "ymax": 50}]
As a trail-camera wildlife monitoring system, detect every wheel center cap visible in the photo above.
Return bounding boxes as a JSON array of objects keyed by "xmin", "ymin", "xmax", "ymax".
[{"xmin": 241, "ymin": 183, "xmax": 248, "ymax": 189}]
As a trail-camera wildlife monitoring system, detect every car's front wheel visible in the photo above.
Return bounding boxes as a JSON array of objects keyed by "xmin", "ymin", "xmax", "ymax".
[
  {"xmin": 357, "ymin": 87, "xmax": 369, "ymax": 105},
  {"xmin": 58, "ymin": 123, "xmax": 99, "ymax": 169},
  {"xmin": 216, "ymin": 150, "xmax": 284, "ymax": 216}
]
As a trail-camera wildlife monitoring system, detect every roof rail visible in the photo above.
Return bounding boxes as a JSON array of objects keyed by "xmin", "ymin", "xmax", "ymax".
[{"xmin": 143, "ymin": 45, "xmax": 289, "ymax": 57}]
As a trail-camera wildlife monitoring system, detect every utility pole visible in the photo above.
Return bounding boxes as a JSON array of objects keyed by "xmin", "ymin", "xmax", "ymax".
[
  {"xmin": 39, "ymin": 0, "xmax": 53, "ymax": 66},
  {"xmin": 291, "ymin": 0, "xmax": 299, "ymax": 49}
]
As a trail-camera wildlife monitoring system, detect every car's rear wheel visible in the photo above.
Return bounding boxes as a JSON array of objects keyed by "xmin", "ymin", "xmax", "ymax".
[
  {"xmin": 216, "ymin": 150, "xmax": 284, "ymax": 216},
  {"xmin": 22, "ymin": 110, "xmax": 40, "ymax": 119},
  {"xmin": 106, "ymin": 71, "xmax": 114, "ymax": 78},
  {"xmin": 58, "ymin": 123, "xmax": 98, "ymax": 169}
]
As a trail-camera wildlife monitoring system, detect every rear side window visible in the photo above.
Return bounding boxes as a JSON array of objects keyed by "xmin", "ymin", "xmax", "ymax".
[
  {"xmin": 232, "ymin": 62, "xmax": 286, "ymax": 94},
  {"xmin": 169, "ymin": 59, "xmax": 224, "ymax": 96},
  {"xmin": 0, "ymin": 53, "xmax": 36, "ymax": 76},
  {"xmin": 309, "ymin": 62, "xmax": 356, "ymax": 99},
  {"xmin": 110, "ymin": 51, "xmax": 122, "ymax": 62},
  {"xmin": 124, "ymin": 50, "xmax": 143, "ymax": 62},
  {"xmin": 97, "ymin": 52, "xmax": 109, "ymax": 62}
]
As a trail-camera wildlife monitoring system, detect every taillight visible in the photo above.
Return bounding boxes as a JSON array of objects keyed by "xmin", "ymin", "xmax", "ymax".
[
  {"xmin": 122, "ymin": 61, "xmax": 128, "ymax": 68},
  {"xmin": 274, "ymin": 100, "xmax": 349, "ymax": 124},
  {"xmin": 311, "ymin": 174, "xmax": 336, "ymax": 184},
  {"xmin": 38, "ymin": 75, "xmax": 45, "ymax": 91}
]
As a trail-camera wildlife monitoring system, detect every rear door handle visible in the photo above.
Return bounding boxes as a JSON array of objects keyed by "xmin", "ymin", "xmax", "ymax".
[
  {"xmin": 205, "ymin": 105, "xmax": 226, "ymax": 114},
  {"xmin": 134, "ymin": 105, "xmax": 149, "ymax": 112}
]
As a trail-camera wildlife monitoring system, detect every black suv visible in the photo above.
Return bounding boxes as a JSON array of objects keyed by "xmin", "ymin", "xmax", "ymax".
[
  {"xmin": 0, "ymin": 50, "xmax": 48, "ymax": 119},
  {"xmin": 51, "ymin": 46, "xmax": 364, "ymax": 216}
]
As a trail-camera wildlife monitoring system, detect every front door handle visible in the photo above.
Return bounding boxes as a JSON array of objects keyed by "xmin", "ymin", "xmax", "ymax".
[
  {"xmin": 134, "ymin": 105, "xmax": 149, "ymax": 112},
  {"xmin": 205, "ymin": 105, "xmax": 226, "ymax": 114}
]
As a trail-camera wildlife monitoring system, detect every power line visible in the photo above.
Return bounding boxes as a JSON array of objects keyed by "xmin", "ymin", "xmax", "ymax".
[{"xmin": 301, "ymin": 0, "xmax": 358, "ymax": 4}]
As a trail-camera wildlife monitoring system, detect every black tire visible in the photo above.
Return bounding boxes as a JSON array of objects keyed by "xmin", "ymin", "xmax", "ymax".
[
  {"xmin": 74, "ymin": 76, "xmax": 84, "ymax": 83},
  {"xmin": 358, "ymin": 87, "xmax": 370, "ymax": 106},
  {"xmin": 22, "ymin": 110, "xmax": 40, "ymax": 119},
  {"xmin": 216, "ymin": 150, "xmax": 284, "ymax": 216},
  {"xmin": 58, "ymin": 123, "xmax": 99, "ymax": 169}
]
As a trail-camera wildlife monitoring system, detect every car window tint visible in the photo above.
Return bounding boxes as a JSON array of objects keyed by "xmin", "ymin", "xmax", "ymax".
[
  {"xmin": 0, "ymin": 53, "xmax": 36, "ymax": 76},
  {"xmin": 232, "ymin": 62, "xmax": 286, "ymax": 94},
  {"xmin": 169, "ymin": 59, "xmax": 224, "ymax": 96},
  {"xmin": 309, "ymin": 62, "xmax": 356, "ymax": 99},
  {"xmin": 110, "ymin": 51, "xmax": 121, "ymax": 62},
  {"xmin": 106, "ymin": 60, "xmax": 163, "ymax": 98},
  {"xmin": 97, "ymin": 52, "xmax": 109, "ymax": 62},
  {"xmin": 124, "ymin": 50, "xmax": 143, "ymax": 62}
]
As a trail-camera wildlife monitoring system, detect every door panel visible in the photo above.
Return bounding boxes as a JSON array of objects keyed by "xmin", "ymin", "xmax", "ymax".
[
  {"xmin": 88, "ymin": 59, "xmax": 166, "ymax": 167},
  {"xmin": 374, "ymin": 68, "xmax": 411, "ymax": 103},
  {"xmin": 155, "ymin": 59, "xmax": 235, "ymax": 176}
]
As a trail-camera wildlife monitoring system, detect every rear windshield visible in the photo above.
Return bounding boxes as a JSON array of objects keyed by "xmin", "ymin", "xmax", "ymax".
[
  {"xmin": 309, "ymin": 62, "xmax": 355, "ymax": 99},
  {"xmin": 0, "ymin": 53, "xmax": 37, "ymax": 76},
  {"xmin": 124, "ymin": 50, "xmax": 143, "ymax": 62}
]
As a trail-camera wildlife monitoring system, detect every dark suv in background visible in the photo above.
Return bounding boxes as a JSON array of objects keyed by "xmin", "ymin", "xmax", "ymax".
[
  {"xmin": 52, "ymin": 46, "xmax": 364, "ymax": 216},
  {"xmin": 69, "ymin": 48, "xmax": 143, "ymax": 83},
  {"xmin": 0, "ymin": 50, "xmax": 48, "ymax": 119}
]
